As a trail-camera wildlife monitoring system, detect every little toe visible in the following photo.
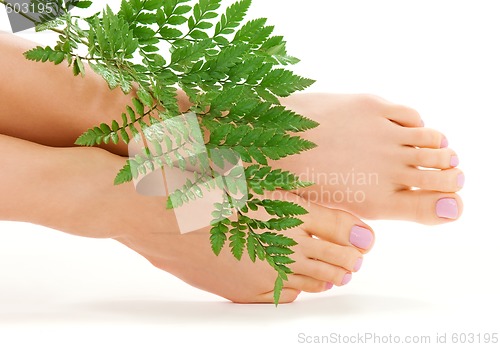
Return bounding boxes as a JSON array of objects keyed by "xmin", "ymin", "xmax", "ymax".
[
  {"xmin": 385, "ymin": 103, "xmax": 424, "ymax": 128},
  {"xmin": 404, "ymin": 168, "xmax": 465, "ymax": 192},
  {"xmin": 285, "ymin": 274, "xmax": 330, "ymax": 293},
  {"xmin": 408, "ymin": 147, "xmax": 459, "ymax": 169},
  {"xmin": 299, "ymin": 237, "xmax": 363, "ymax": 273},
  {"xmin": 400, "ymin": 127, "xmax": 448, "ymax": 149},
  {"xmin": 293, "ymin": 258, "xmax": 353, "ymax": 287},
  {"xmin": 386, "ymin": 191, "xmax": 463, "ymax": 225}
]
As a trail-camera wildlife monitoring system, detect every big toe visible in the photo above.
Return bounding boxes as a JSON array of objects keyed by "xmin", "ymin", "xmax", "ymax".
[{"xmin": 300, "ymin": 200, "xmax": 375, "ymax": 253}]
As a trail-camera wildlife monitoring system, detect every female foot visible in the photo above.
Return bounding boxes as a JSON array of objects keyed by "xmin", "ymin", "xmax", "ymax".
[
  {"xmin": 0, "ymin": 136, "xmax": 374, "ymax": 303},
  {"xmin": 92, "ymin": 151, "xmax": 375, "ymax": 303},
  {"xmin": 278, "ymin": 93, "xmax": 464, "ymax": 225}
]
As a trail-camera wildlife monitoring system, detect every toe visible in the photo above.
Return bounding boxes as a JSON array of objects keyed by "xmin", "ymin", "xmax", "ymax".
[
  {"xmin": 400, "ymin": 127, "xmax": 448, "ymax": 149},
  {"xmin": 299, "ymin": 237, "xmax": 363, "ymax": 272},
  {"xmin": 408, "ymin": 147, "xmax": 459, "ymax": 169},
  {"xmin": 386, "ymin": 191, "xmax": 463, "ymax": 225},
  {"xmin": 285, "ymin": 274, "xmax": 330, "ymax": 293},
  {"xmin": 301, "ymin": 204, "xmax": 375, "ymax": 253},
  {"xmin": 385, "ymin": 103, "xmax": 424, "ymax": 128},
  {"xmin": 293, "ymin": 258, "xmax": 353, "ymax": 287},
  {"xmin": 403, "ymin": 168, "xmax": 465, "ymax": 192}
]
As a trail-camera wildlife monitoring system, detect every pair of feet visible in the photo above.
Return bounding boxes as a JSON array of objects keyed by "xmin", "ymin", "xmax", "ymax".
[{"xmin": 39, "ymin": 93, "xmax": 462, "ymax": 304}]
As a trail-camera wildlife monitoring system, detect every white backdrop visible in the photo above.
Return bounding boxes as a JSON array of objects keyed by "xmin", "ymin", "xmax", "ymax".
[{"xmin": 1, "ymin": 1, "xmax": 499, "ymax": 346}]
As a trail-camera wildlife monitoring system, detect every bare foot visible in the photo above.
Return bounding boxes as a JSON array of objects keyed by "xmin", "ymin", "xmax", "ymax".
[
  {"xmin": 39, "ymin": 146, "xmax": 375, "ymax": 303},
  {"xmin": 278, "ymin": 93, "xmax": 464, "ymax": 225}
]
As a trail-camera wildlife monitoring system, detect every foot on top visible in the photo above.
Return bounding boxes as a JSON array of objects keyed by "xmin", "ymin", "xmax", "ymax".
[{"xmin": 277, "ymin": 93, "xmax": 464, "ymax": 225}]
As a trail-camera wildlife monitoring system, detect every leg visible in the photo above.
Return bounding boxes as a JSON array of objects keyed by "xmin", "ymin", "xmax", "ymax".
[{"xmin": 0, "ymin": 134, "xmax": 374, "ymax": 303}]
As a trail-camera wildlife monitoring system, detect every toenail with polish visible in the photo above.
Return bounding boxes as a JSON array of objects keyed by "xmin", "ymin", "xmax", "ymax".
[
  {"xmin": 326, "ymin": 282, "xmax": 334, "ymax": 290},
  {"xmin": 436, "ymin": 198, "xmax": 459, "ymax": 219},
  {"xmin": 341, "ymin": 273, "xmax": 352, "ymax": 286},
  {"xmin": 350, "ymin": 226, "xmax": 374, "ymax": 250},
  {"xmin": 441, "ymin": 137, "xmax": 449, "ymax": 148},
  {"xmin": 450, "ymin": 155, "xmax": 459, "ymax": 167},
  {"xmin": 354, "ymin": 258, "xmax": 363, "ymax": 272},
  {"xmin": 457, "ymin": 173, "xmax": 465, "ymax": 188}
]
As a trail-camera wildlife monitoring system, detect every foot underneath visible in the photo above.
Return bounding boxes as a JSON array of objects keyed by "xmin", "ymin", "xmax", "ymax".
[{"xmin": 46, "ymin": 147, "xmax": 376, "ymax": 303}]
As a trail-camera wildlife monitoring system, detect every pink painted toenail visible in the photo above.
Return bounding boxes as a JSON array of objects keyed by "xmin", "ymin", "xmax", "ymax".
[
  {"xmin": 440, "ymin": 137, "xmax": 449, "ymax": 148},
  {"xmin": 436, "ymin": 198, "xmax": 459, "ymax": 219},
  {"xmin": 341, "ymin": 273, "xmax": 352, "ymax": 286},
  {"xmin": 457, "ymin": 173, "xmax": 465, "ymax": 188},
  {"xmin": 354, "ymin": 258, "xmax": 363, "ymax": 272},
  {"xmin": 350, "ymin": 226, "xmax": 374, "ymax": 250},
  {"xmin": 450, "ymin": 155, "xmax": 459, "ymax": 167},
  {"xmin": 326, "ymin": 282, "xmax": 334, "ymax": 290}
]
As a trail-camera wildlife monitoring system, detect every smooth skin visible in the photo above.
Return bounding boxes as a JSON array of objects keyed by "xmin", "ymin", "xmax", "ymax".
[
  {"xmin": 0, "ymin": 134, "xmax": 373, "ymax": 303},
  {"xmin": 0, "ymin": 33, "xmax": 463, "ymax": 225},
  {"xmin": 278, "ymin": 94, "xmax": 464, "ymax": 224}
]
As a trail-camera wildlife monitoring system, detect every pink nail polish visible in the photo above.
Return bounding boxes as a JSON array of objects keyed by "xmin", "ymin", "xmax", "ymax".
[
  {"xmin": 350, "ymin": 226, "xmax": 374, "ymax": 250},
  {"xmin": 341, "ymin": 273, "xmax": 352, "ymax": 286},
  {"xmin": 441, "ymin": 137, "xmax": 449, "ymax": 148},
  {"xmin": 457, "ymin": 173, "xmax": 465, "ymax": 188},
  {"xmin": 326, "ymin": 282, "xmax": 334, "ymax": 290},
  {"xmin": 450, "ymin": 155, "xmax": 459, "ymax": 167},
  {"xmin": 354, "ymin": 258, "xmax": 363, "ymax": 272},
  {"xmin": 436, "ymin": 198, "xmax": 459, "ymax": 219}
]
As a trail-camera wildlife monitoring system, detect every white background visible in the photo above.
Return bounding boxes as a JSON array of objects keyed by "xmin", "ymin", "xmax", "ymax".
[{"xmin": 1, "ymin": 1, "xmax": 499, "ymax": 346}]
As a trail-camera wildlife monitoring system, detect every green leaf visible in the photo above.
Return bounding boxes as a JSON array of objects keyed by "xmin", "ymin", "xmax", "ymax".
[
  {"xmin": 234, "ymin": 18, "xmax": 273, "ymax": 45},
  {"xmin": 273, "ymin": 276, "xmax": 283, "ymax": 306},
  {"xmin": 214, "ymin": 0, "xmax": 251, "ymax": 37},
  {"xmin": 132, "ymin": 98, "xmax": 145, "ymax": 115},
  {"xmin": 74, "ymin": 1, "xmax": 93, "ymax": 8},
  {"xmin": 114, "ymin": 162, "xmax": 133, "ymax": 185},
  {"xmin": 24, "ymin": 46, "xmax": 67, "ymax": 66},
  {"xmin": 159, "ymin": 27, "xmax": 183, "ymax": 39},
  {"xmin": 137, "ymin": 88, "xmax": 154, "ymax": 107},
  {"xmin": 210, "ymin": 226, "xmax": 227, "ymax": 255},
  {"xmin": 229, "ymin": 228, "xmax": 246, "ymax": 260},
  {"xmin": 168, "ymin": 16, "xmax": 188, "ymax": 25},
  {"xmin": 260, "ymin": 69, "xmax": 315, "ymax": 97}
]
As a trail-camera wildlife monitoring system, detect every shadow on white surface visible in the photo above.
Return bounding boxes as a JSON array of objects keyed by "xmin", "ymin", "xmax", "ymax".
[{"xmin": 1, "ymin": 295, "xmax": 431, "ymax": 325}]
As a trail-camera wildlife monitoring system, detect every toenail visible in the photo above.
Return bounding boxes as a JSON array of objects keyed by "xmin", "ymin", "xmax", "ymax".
[
  {"xmin": 440, "ymin": 137, "xmax": 449, "ymax": 148},
  {"xmin": 457, "ymin": 173, "xmax": 465, "ymax": 188},
  {"xmin": 436, "ymin": 198, "xmax": 459, "ymax": 219},
  {"xmin": 450, "ymin": 155, "xmax": 459, "ymax": 167},
  {"xmin": 350, "ymin": 226, "xmax": 374, "ymax": 250},
  {"xmin": 420, "ymin": 119, "xmax": 425, "ymax": 127},
  {"xmin": 341, "ymin": 273, "xmax": 352, "ymax": 286},
  {"xmin": 354, "ymin": 258, "xmax": 363, "ymax": 272},
  {"xmin": 326, "ymin": 282, "xmax": 334, "ymax": 290}
]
